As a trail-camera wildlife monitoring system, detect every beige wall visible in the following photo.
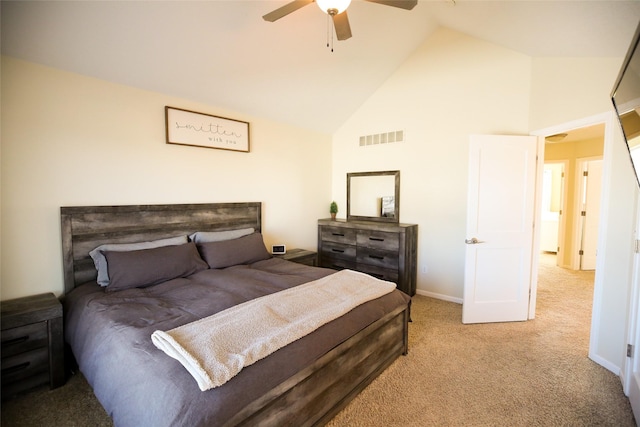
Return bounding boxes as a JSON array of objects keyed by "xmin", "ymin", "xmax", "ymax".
[
  {"xmin": 332, "ymin": 28, "xmax": 532, "ymax": 301},
  {"xmin": 0, "ymin": 56, "xmax": 332, "ymax": 300},
  {"xmin": 530, "ymin": 57, "xmax": 623, "ymax": 131}
]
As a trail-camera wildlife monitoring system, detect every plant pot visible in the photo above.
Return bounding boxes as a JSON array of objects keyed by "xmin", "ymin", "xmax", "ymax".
[{"xmin": 330, "ymin": 213, "xmax": 336, "ymax": 220}]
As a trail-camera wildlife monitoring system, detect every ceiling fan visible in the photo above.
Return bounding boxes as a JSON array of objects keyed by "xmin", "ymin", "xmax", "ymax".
[{"xmin": 262, "ymin": 0, "xmax": 418, "ymax": 41}]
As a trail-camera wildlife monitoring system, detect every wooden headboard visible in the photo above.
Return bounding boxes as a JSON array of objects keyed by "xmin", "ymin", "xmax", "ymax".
[{"xmin": 60, "ymin": 202, "xmax": 262, "ymax": 294}]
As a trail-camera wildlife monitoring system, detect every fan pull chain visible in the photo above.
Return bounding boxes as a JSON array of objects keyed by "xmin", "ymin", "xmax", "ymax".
[{"xmin": 326, "ymin": 14, "xmax": 334, "ymax": 52}]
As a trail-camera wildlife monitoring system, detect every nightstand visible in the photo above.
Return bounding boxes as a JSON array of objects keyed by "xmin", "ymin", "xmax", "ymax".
[
  {"xmin": 1, "ymin": 293, "xmax": 65, "ymax": 398},
  {"xmin": 274, "ymin": 248, "xmax": 318, "ymax": 266}
]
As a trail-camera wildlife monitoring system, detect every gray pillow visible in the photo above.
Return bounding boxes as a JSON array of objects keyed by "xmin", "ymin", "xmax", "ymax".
[
  {"xmin": 197, "ymin": 232, "xmax": 271, "ymax": 269},
  {"xmin": 90, "ymin": 235, "xmax": 188, "ymax": 287},
  {"xmin": 189, "ymin": 228, "xmax": 255, "ymax": 244},
  {"xmin": 103, "ymin": 242, "xmax": 208, "ymax": 292}
]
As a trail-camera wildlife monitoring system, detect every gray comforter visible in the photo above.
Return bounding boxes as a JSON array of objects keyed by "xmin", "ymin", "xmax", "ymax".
[{"xmin": 64, "ymin": 258, "xmax": 410, "ymax": 427}]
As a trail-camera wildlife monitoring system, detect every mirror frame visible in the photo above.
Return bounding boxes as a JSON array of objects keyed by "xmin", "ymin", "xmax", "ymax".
[
  {"xmin": 611, "ymin": 21, "xmax": 640, "ymax": 188},
  {"xmin": 347, "ymin": 170, "xmax": 400, "ymax": 223}
]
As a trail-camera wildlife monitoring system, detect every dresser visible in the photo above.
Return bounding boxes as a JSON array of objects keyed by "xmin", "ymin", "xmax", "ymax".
[
  {"xmin": 1, "ymin": 293, "xmax": 65, "ymax": 398},
  {"xmin": 318, "ymin": 219, "xmax": 418, "ymax": 296}
]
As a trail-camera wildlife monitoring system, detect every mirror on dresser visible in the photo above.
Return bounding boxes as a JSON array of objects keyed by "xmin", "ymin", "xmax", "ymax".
[{"xmin": 347, "ymin": 170, "xmax": 400, "ymax": 223}]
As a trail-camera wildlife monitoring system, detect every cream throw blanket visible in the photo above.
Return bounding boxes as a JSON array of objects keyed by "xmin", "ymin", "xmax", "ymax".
[{"xmin": 151, "ymin": 269, "xmax": 395, "ymax": 391}]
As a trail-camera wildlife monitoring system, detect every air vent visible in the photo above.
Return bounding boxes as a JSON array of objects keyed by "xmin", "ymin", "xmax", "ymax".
[{"xmin": 359, "ymin": 130, "xmax": 404, "ymax": 147}]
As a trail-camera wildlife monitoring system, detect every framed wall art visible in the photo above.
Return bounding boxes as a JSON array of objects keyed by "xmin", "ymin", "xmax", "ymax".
[{"xmin": 165, "ymin": 106, "xmax": 250, "ymax": 152}]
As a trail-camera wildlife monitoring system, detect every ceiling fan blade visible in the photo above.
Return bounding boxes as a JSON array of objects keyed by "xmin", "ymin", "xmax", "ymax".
[
  {"xmin": 333, "ymin": 10, "xmax": 352, "ymax": 41},
  {"xmin": 262, "ymin": 0, "xmax": 314, "ymax": 22},
  {"xmin": 364, "ymin": 0, "xmax": 418, "ymax": 10}
]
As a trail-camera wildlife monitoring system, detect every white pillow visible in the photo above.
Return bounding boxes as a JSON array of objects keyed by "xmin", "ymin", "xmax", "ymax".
[
  {"xmin": 189, "ymin": 228, "xmax": 255, "ymax": 244},
  {"xmin": 89, "ymin": 235, "xmax": 188, "ymax": 287}
]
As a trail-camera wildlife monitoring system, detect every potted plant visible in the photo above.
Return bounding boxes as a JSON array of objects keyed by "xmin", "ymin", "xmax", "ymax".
[{"xmin": 330, "ymin": 201, "xmax": 338, "ymax": 220}]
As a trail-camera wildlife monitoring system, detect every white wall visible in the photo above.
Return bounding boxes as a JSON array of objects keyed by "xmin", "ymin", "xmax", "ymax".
[
  {"xmin": 332, "ymin": 28, "xmax": 532, "ymax": 301},
  {"xmin": 1, "ymin": 56, "xmax": 332, "ymax": 300}
]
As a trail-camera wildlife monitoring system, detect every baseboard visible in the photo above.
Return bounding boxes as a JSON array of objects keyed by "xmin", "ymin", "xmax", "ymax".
[
  {"xmin": 588, "ymin": 352, "xmax": 621, "ymax": 376},
  {"xmin": 415, "ymin": 289, "xmax": 462, "ymax": 304}
]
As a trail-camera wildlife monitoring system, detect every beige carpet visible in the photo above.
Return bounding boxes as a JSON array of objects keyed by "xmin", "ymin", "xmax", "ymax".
[
  {"xmin": 2, "ymin": 254, "xmax": 635, "ymax": 426},
  {"xmin": 327, "ymin": 253, "xmax": 635, "ymax": 426}
]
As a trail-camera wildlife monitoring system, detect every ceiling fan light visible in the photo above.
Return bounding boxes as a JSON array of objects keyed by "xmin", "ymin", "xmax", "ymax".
[{"xmin": 316, "ymin": 0, "xmax": 351, "ymax": 15}]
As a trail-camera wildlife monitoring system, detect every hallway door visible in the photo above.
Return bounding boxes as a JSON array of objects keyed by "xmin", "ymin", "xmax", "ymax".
[{"xmin": 463, "ymin": 134, "xmax": 540, "ymax": 324}]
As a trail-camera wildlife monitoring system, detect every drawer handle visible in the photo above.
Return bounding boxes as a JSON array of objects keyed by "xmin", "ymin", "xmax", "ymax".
[
  {"xmin": 2, "ymin": 336, "xmax": 29, "ymax": 347},
  {"xmin": 2, "ymin": 362, "xmax": 30, "ymax": 375},
  {"xmin": 331, "ymin": 233, "xmax": 345, "ymax": 237},
  {"xmin": 369, "ymin": 255, "xmax": 385, "ymax": 260},
  {"xmin": 331, "ymin": 249, "xmax": 345, "ymax": 253},
  {"xmin": 369, "ymin": 237, "xmax": 385, "ymax": 242}
]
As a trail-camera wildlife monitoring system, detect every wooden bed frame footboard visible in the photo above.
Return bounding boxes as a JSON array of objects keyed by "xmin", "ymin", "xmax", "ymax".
[{"xmin": 227, "ymin": 304, "xmax": 410, "ymax": 427}]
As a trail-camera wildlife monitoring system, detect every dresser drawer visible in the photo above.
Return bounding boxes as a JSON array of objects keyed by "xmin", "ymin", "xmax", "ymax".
[
  {"xmin": 357, "ymin": 230, "xmax": 400, "ymax": 251},
  {"xmin": 356, "ymin": 264, "xmax": 399, "ymax": 284},
  {"xmin": 1, "ymin": 322, "xmax": 48, "ymax": 358},
  {"xmin": 320, "ymin": 226, "xmax": 357, "ymax": 245},
  {"xmin": 320, "ymin": 256, "xmax": 357, "ymax": 271},
  {"xmin": 357, "ymin": 247, "xmax": 399, "ymax": 270},
  {"xmin": 320, "ymin": 241, "xmax": 356, "ymax": 261},
  {"xmin": 1, "ymin": 347, "xmax": 49, "ymax": 387}
]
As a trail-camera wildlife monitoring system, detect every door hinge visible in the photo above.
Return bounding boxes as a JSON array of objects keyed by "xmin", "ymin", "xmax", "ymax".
[
  {"xmin": 583, "ymin": 171, "xmax": 589, "ymax": 177},
  {"xmin": 628, "ymin": 344, "xmax": 633, "ymax": 358},
  {"xmin": 581, "ymin": 211, "xmax": 586, "ymax": 216},
  {"xmin": 635, "ymin": 240, "xmax": 640, "ymax": 254},
  {"xmin": 579, "ymin": 250, "xmax": 584, "ymax": 256}
]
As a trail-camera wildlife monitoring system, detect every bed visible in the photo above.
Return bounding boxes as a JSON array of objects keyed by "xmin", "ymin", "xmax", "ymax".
[{"xmin": 60, "ymin": 202, "xmax": 410, "ymax": 426}]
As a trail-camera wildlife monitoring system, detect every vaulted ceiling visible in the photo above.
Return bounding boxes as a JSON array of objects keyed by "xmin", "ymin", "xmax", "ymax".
[{"xmin": 2, "ymin": 1, "xmax": 640, "ymax": 134}]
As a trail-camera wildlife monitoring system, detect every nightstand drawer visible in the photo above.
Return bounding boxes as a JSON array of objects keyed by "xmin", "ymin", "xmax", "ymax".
[
  {"xmin": 1, "ymin": 347, "xmax": 49, "ymax": 386},
  {"xmin": 320, "ymin": 226, "xmax": 357, "ymax": 245},
  {"xmin": 357, "ymin": 230, "xmax": 400, "ymax": 251},
  {"xmin": 1, "ymin": 322, "xmax": 48, "ymax": 358},
  {"xmin": 1, "ymin": 292, "xmax": 65, "ymax": 397}
]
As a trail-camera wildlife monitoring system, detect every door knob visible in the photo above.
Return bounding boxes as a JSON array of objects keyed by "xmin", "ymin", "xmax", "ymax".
[{"xmin": 465, "ymin": 237, "xmax": 484, "ymax": 244}]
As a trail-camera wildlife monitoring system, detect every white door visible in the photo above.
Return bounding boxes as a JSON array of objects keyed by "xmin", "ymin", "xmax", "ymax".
[
  {"xmin": 579, "ymin": 159, "xmax": 603, "ymax": 270},
  {"xmin": 463, "ymin": 134, "xmax": 539, "ymax": 324}
]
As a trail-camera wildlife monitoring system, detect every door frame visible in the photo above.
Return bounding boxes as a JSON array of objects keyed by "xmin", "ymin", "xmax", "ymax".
[
  {"xmin": 624, "ymin": 194, "xmax": 640, "ymax": 416},
  {"xmin": 531, "ymin": 111, "xmax": 618, "ymax": 373},
  {"xmin": 528, "ymin": 137, "xmax": 545, "ymax": 319}
]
